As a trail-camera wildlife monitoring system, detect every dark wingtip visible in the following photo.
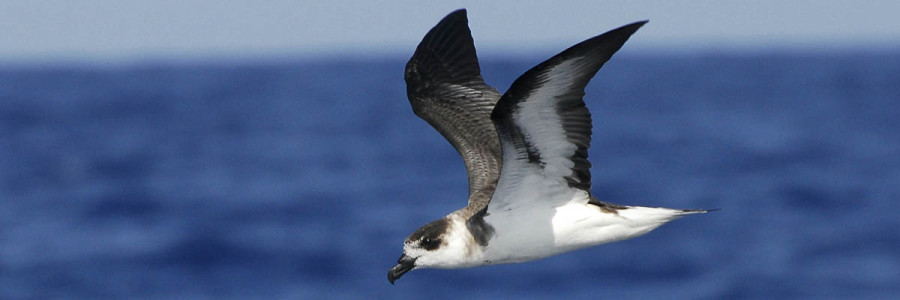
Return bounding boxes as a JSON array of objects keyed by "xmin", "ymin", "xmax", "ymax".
[
  {"xmin": 621, "ymin": 20, "xmax": 648, "ymax": 30},
  {"xmin": 681, "ymin": 208, "xmax": 721, "ymax": 214},
  {"xmin": 437, "ymin": 9, "xmax": 468, "ymax": 27},
  {"xmin": 406, "ymin": 8, "xmax": 484, "ymax": 89},
  {"xmin": 604, "ymin": 19, "xmax": 648, "ymax": 42}
]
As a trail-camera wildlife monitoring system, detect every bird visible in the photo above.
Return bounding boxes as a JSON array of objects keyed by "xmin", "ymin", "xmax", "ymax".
[{"xmin": 389, "ymin": 9, "xmax": 712, "ymax": 284}]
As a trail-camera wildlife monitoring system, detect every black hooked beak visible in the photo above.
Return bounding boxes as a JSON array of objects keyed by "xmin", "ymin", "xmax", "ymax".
[{"xmin": 388, "ymin": 254, "xmax": 417, "ymax": 284}]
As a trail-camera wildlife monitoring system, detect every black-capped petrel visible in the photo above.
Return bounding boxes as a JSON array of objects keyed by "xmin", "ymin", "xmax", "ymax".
[{"xmin": 389, "ymin": 9, "xmax": 712, "ymax": 284}]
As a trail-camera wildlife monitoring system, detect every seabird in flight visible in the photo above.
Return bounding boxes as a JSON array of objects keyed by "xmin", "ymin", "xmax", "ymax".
[{"xmin": 389, "ymin": 9, "xmax": 711, "ymax": 284}]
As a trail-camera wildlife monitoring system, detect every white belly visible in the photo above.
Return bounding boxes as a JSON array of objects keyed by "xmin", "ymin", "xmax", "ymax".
[{"xmin": 479, "ymin": 199, "xmax": 687, "ymax": 265}]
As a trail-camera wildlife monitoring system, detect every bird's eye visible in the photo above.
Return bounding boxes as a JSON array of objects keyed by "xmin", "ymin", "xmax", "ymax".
[{"xmin": 421, "ymin": 237, "xmax": 441, "ymax": 250}]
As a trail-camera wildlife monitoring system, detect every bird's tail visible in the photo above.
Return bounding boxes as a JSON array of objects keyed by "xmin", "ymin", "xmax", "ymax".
[
  {"xmin": 675, "ymin": 208, "xmax": 719, "ymax": 215},
  {"xmin": 617, "ymin": 206, "xmax": 716, "ymax": 225}
]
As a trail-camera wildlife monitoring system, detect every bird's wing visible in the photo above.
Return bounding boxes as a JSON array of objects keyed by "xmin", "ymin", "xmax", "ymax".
[
  {"xmin": 487, "ymin": 21, "xmax": 646, "ymax": 213},
  {"xmin": 405, "ymin": 9, "xmax": 503, "ymax": 214}
]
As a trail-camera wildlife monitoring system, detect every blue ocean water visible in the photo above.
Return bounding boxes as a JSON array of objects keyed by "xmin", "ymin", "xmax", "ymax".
[{"xmin": 1, "ymin": 52, "xmax": 899, "ymax": 299}]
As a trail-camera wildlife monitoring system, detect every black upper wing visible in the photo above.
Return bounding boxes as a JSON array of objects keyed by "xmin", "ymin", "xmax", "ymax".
[{"xmin": 405, "ymin": 9, "xmax": 503, "ymax": 214}]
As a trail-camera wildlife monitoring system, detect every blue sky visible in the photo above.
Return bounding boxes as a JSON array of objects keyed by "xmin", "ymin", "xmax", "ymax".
[{"xmin": 2, "ymin": 0, "xmax": 898, "ymax": 63}]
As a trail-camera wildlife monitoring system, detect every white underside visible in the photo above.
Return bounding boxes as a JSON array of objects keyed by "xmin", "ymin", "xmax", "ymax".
[
  {"xmin": 471, "ymin": 190, "xmax": 693, "ymax": 266},
  {"xmin": 421, "ymin": 56, "xmax": 699, "ymax": 268}
]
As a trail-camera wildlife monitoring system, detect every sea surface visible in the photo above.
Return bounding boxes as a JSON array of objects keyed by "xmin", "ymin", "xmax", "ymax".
[{"xmin": 1, "ymin": 51, "xmax": 899, "ymax": 299}]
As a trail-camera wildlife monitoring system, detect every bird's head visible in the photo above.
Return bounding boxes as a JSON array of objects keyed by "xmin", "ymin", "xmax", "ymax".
[{"xmin": 388, "ymin": 217, "xmax": 474, "ymax": 284}]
